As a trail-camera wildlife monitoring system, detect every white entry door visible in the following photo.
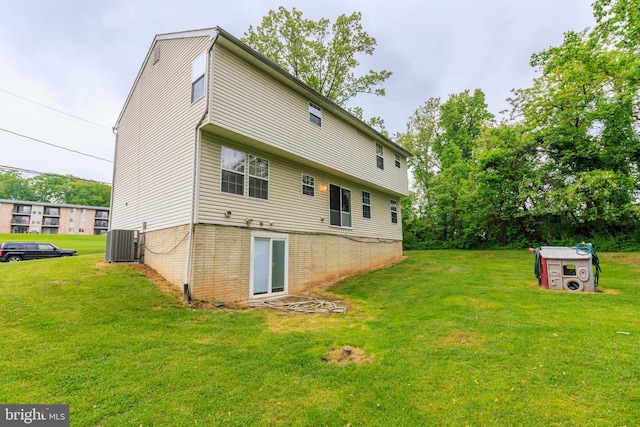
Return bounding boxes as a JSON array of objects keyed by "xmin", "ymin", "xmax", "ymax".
[{"xmin": 251, "ymin": 232, "xmax": 288, "ymax": 297}]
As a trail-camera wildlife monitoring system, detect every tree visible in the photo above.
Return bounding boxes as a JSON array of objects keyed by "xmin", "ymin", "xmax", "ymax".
[
  {"xmin": 0, "ymin": 171, "xmax": 111, "ymax": 207},
  {"xmin": 242, "ymin": 7, "xmax": 392, "ymax": 107},
  {"xmin": 436, "ymin": 89, "xmax": 494, "ymax": 161},
  {"xmin": 66, "ymin": 179, "xmax": 111, "ymax": 207},
  {"xmin": 510, "ymin": 0, "xmax": 640, "ymax": 238},
  {"xmin": 0, "ymin": 170, "xmax": 36, "ymax": 201},
  {"xmin": 398, "ymin": 90, "xmax": 495, "ymax": 248}
]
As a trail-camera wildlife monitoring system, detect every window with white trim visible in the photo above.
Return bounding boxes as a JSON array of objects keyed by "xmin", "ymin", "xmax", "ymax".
[
  {"xmin": 309, "ymin": 102, "xmax": 322, "ymax": 126},
  {"xmin": 191, "ymin": 52, "xmax": 206, "ymax": 103},
  {"xmin": 302, "ymin": 174, "xmax": 315, "ymax": 197},
  {"xmin": 395, "ymin": 153, "xmax": 401, "ymax": 168},
  {"xmin": 221, "ymin": 146, "xmax": 245, "ymax": 196},
  {"xmin": 376, "ymin": 143, "xmax": 384, "ymax": 169},
  {"xmin": 248, "ymin": 155, "xmax": 269, "ymax": 200},
  {"xmin": 329, "ymin": 184, "xmax": 351, "ymax": 227},
  {"xmin": 362, "ymin": 191, "xmax": 371, "ymax": 219},
  {"xmin": 391, "ymin": 200, "xmax": 398, "ymax": 224}
]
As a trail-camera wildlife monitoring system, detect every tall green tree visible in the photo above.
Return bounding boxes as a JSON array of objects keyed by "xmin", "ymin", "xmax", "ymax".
[
  {"xmin": 66, "ymin": 179, "xmax": 111, "ymax": 207},
  {"xmin": 398, "ymin": 90, "xmax": 494, "ymax": 248},
  {"xmin": 510, "ymin": 0, "xmax": 640, "ymax": 238},
  {"xmin": 242, "ymin": 7, "xmax": 392, "ymax": 107},
  {"xmin": 0, "ymin": 171, "xmax": 37, "ymax": 201}
]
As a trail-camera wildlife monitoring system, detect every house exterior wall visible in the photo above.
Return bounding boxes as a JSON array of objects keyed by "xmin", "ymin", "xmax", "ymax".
[
  {"xmin": 208, "ymin": 43, "xmax": 409, "ymax": 197},
  {"xmin": 183, "ymin": 223, "xmax": 403, "ymax": 302},
  {"xmin": 138, "ymin": 224, "xmax": 191, "ymax": 287},
  {"xmin": 196, "ymin": 133, "xmax": 403, "ymax": 240},
  {"xmin": 112, "ymin": 29, "xmax": 410, "ymax": 303},
  {"xmin": 110, "ymin": 34, "xmax": 213, "ymax": 232}
]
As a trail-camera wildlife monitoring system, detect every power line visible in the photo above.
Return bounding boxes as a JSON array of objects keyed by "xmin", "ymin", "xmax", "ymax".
[
  {"xmin": 0, "ymin": 127, "xmax": 113, "ymax": 163},
  {"xmin": 0, "ymin": 164, "xmax": 111, "ymax": 185},
  {"xmin": 0, "ymin": 88, "xmax": 113, "ymax": 131}
]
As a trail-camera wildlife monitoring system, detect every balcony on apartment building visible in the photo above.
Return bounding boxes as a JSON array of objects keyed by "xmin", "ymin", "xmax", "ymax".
[
  {"xmin": 11, "ymin": 215, "xmax": 30, "ymax": 225},
  {"xmin": 94, "ymin": 219, "xmax": 109, "ymax": 229},
  {"xmin": 43, "ymin": 207, "xmax": 60, "ymax": 217},
  {"xmin": 95, "ymin": 211, "xmax": 109, "ymax": 219},
  {"xmin": 12, "ymin": 205, "xmax": 31, "ymax": 214},
  {"xmin": 43, "ymin": 218, "xmax": 60, "ymax": 227}
]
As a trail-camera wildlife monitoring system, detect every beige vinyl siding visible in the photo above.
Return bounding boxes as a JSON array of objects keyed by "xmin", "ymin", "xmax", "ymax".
[
  {"xmin": 111, "ymin": 35, "xmax": 212, "ymax": 232},
  {"xmin": 197, "ymin": 133, "xmax": 402, "ymax": 241},
  {"xmin": 208, "ymin": 44, "xmax": 408, "ymax": 197}
]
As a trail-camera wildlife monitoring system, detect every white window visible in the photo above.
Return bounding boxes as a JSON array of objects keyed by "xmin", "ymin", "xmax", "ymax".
[
  {"xmin": 221, "ymin": 146, "xmax": 245, "ymax": 196},
  {"xmin": 362, "ymin": 191, "xmax": 371, "ymax": 219},
  {"xmin": 191, "ymin": 52, "xmax": 206, "ymax": 103},
  {"xmin": 221, "ymin": 147, "xmax": 270, "ymax": 200},
  {"xmin": 395, "ymin": 153, "xmax": 401, "ymax": 168},
  {"xmin": 376, "ymin": 143, "xmax": 384, "ymax": 170},
  {"xmin": 309, "ymin": 102, "xmax": 322, "ymax": 126},
  {"xmin": 391, "ymin": 200, "xmax": 398, "ymax": 224},
  {"xmin": 329, "ymin": 184, "xmax": 351, "ymax": 228},
  {"xmin": 248, "ymin": 155, "xmax": 269, "ymax": 200},
  {"xmin": 302, "ymin": 174, "xmax": 315, "ymax": 197},
  {"xmin": 153, "ymin": 45, "xmax": 161, "ymax": 64}
]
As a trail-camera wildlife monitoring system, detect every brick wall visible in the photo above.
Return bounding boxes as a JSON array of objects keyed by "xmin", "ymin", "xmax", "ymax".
[{"xmin": 143, "ymin": 224, "xmax": 403, "ymax": 302}]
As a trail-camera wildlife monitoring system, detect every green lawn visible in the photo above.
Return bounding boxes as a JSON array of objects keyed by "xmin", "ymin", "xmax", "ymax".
[
  {"xmin": 1, "ymin": 249, "xmax": 638, "ymax": 426},
  {"xmin": 0, "ymin": 233, "xmax": 106, "ymax": 255}
]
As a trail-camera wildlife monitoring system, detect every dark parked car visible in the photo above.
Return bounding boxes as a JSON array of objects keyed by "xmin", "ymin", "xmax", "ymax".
[{"xmin": 0, "ymin": 242, "xmax": 77, "ymax": 262}]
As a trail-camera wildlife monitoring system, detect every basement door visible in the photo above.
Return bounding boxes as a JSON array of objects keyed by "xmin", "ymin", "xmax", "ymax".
[{"xmin": 250, "ymin": 232, "xmax": 288, "ymax": 298}]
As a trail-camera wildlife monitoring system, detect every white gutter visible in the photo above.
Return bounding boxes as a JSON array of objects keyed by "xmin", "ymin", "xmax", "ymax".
[{"xmin": 183, "ymin": 31, "xmax": 219, "ymax": 303}]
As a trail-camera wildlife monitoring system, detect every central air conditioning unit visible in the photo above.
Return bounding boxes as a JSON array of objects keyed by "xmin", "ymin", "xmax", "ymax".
[
  {"xmin": 105, "ymin": 229, "xmax": 137, "ymax": 262},
  {"xmin": 531, "ymin": 245, "xmax": 600, "ymax": 292}
]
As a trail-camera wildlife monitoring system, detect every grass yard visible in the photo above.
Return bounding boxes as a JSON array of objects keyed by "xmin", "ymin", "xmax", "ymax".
[
  {"xmin": 0, "ymin": 233, "xmax": 106, "ymax": 255},
  {"xmin": 1, "ymin": 249, "xmax": 639, "ymax": 426}
]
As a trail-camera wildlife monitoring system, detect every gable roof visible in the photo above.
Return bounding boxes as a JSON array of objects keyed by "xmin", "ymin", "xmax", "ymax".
[{"xmin": 115, "ymin": 27, "xmax": 411, "ymax": 158}]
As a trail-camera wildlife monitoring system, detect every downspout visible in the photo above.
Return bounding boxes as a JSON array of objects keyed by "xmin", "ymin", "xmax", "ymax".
[{"xmin": 184, "ymin": 32, "xmax": 219, "ymax": 304}]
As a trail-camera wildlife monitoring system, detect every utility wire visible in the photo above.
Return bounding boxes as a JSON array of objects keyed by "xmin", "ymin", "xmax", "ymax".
[
  {"xmin": 0, "ymin": 88, "xmax": 112, "ymax": 131},
  {"xmin": 0, "ymin": 164, "xmax": 111, "ymax": 185},
  {"xmin": 0, "ymin": 127, "xmax": 113, "ymax": 163}
]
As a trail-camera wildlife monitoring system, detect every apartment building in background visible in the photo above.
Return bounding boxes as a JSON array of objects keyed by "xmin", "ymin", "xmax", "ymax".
[{"xmin": 0, "ymin": 199, "xmax": 110, "ymax": 235}]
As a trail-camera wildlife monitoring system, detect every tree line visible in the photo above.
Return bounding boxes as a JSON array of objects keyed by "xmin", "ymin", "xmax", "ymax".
[
  {"xmin": 244, "ymin": 0, "xmax": 639, "ymax": 251},
  {"xmin": 398, "ymin": 0, "xmax": 639, "ymax": 251},
  {"xmin": 0, "ymin": 170, "xmax": 111, "ymax": 207}
]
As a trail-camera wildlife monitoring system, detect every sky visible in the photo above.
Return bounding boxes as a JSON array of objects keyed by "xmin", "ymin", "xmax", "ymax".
[{"xmin": 0, "ymin": 0, "xmax": 597, "ymax": 184}]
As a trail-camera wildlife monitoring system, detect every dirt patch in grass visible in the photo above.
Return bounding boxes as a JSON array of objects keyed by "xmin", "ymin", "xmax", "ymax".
[
  {"xmin": 126, "ymin": 263, "xmax": 183, "ymax": 298},
  {"xmin": 323, "ymin": 346, "xmax": 373, "ymax": 365}
]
